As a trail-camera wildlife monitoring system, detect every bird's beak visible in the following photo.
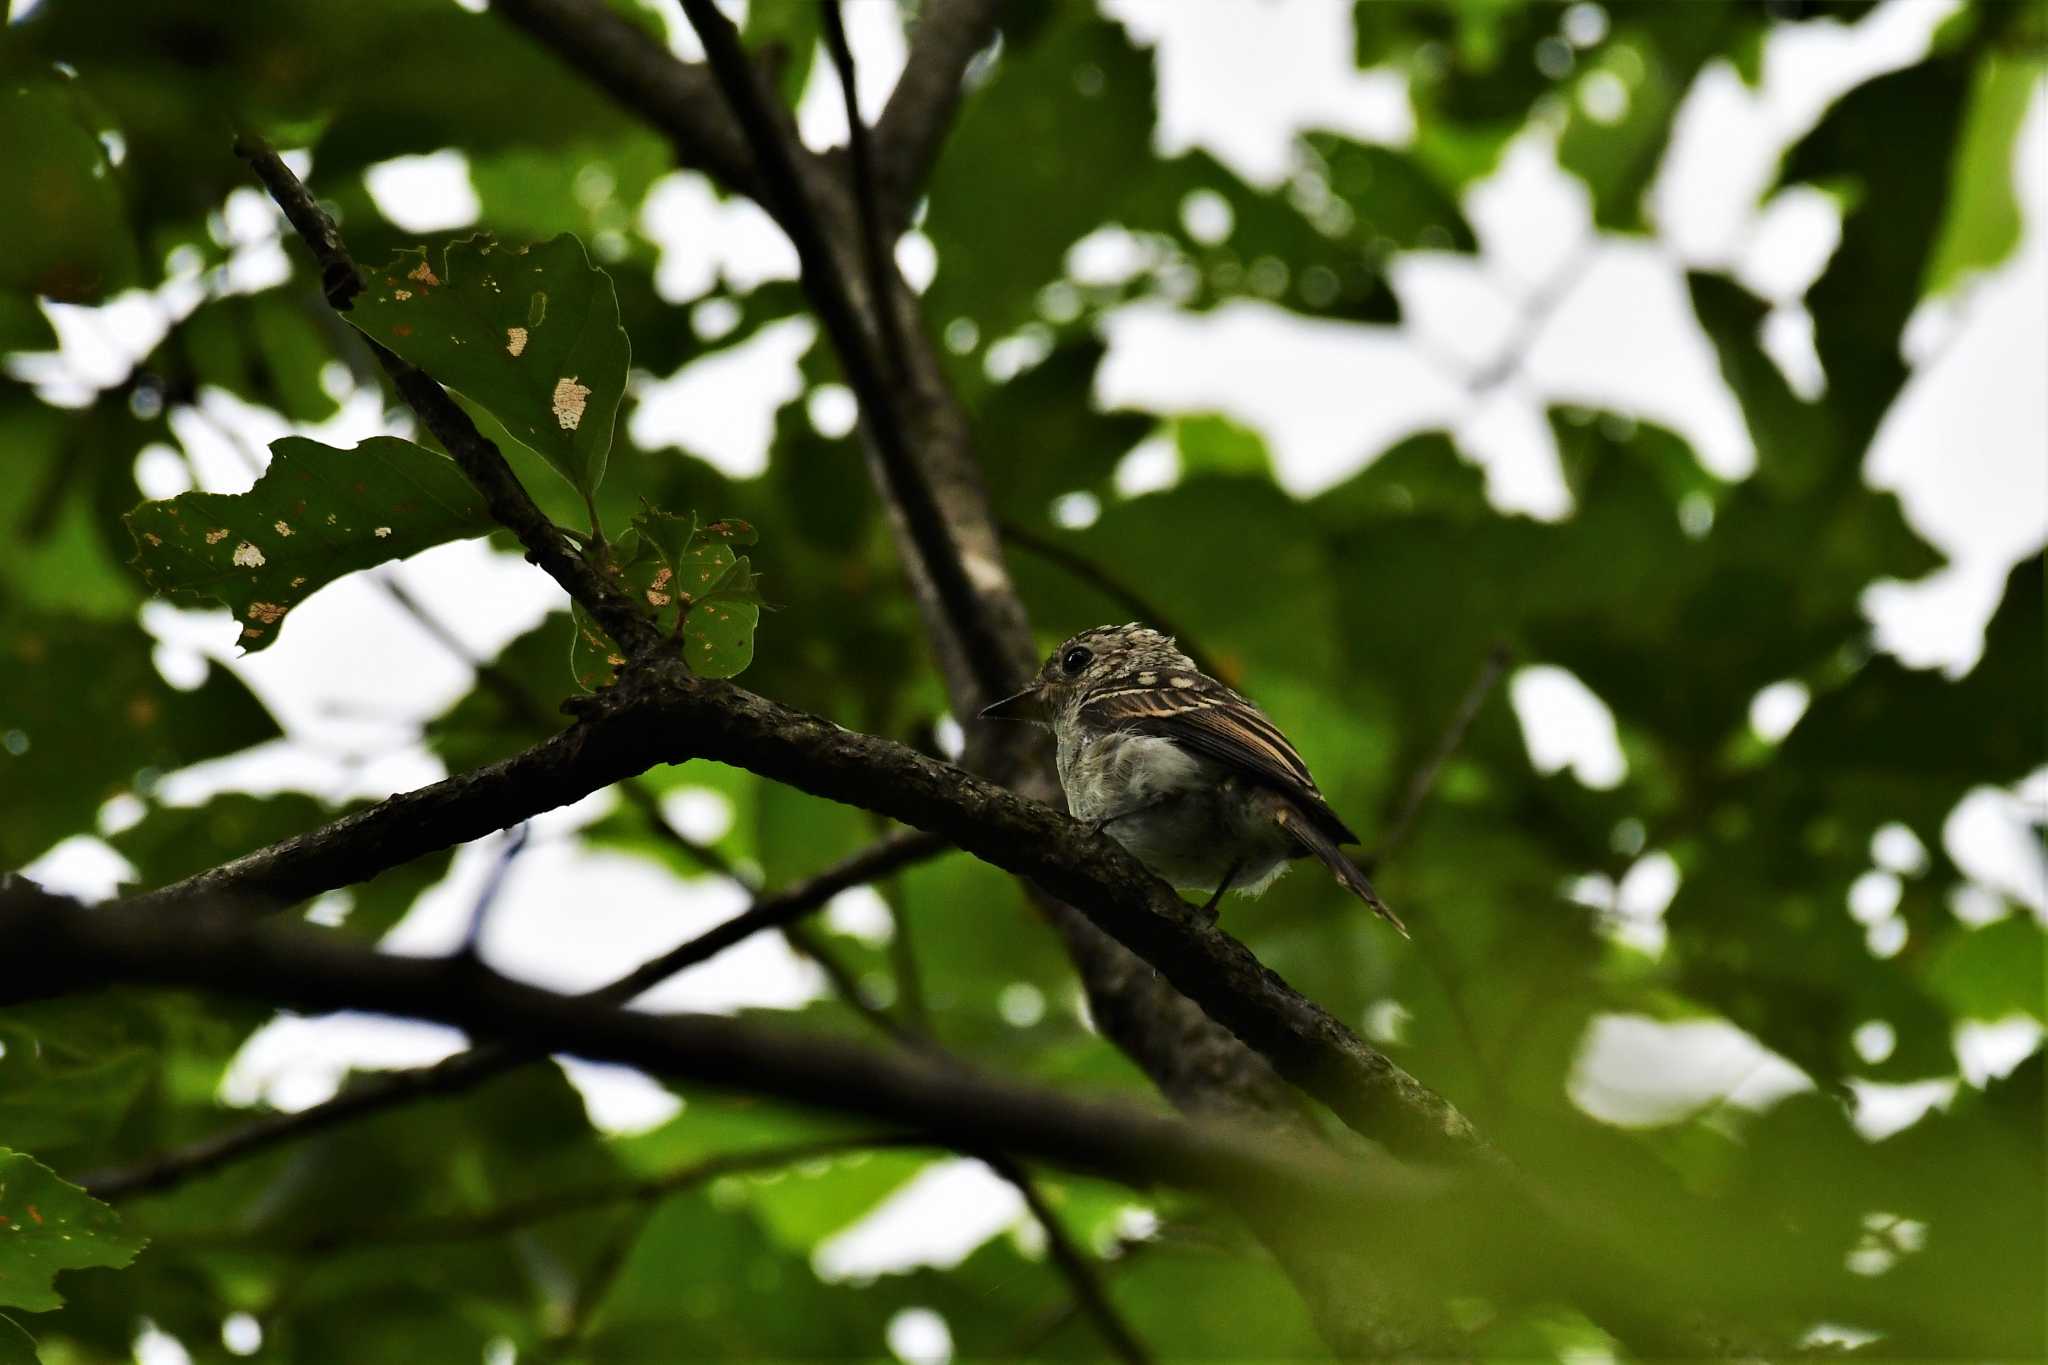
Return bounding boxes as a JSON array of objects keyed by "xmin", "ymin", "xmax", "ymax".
[{"xmin": 979, "ymin": 685, "xmax": 1047, "ymax": 723}]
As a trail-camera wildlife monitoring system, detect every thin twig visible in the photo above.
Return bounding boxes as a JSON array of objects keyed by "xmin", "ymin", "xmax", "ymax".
[
  {"xmin": 868, "ymin": 0, "xmax": 1006, "ymax": 228},
  {"xmin": 1367, "ymin": 643, "xmax": 1512, "ymax": 1119},
  {"xmin": 1367, "ymin": 643, "xmax": 1512, "ymax": 874},
  {"xmin": 79, "ymin": 829, "xmax": 945, "ymax": 1199},
  {"xmin": 162, "ymin": 1134, "xmax": 929, "ymax": 1252},
  {"xmin": 986, "ymin": 1154, "xmax": 1154, "ymax": 1365},
  {"xmin": 781, "ymin": 918, "xmax": 926, "ymax": 1050},
  {"xmin": 821, "ymin": 0, "xmax": 912, "ymax": 387},
  {"xmin": 673, "ymin": 0, "xmax": 1020, "ymax": 702},
  {"xmin": 788, "ymin": 855, "xmax": 1151, "ymax": 1365},
  {"xmin": 460, "ymin": 824, "xmax": 530, "ymax": 954},
  {"xmin": 998, "ymin": 521, "xmax": 1222, "ymax": 681},
  {"xmin": 1464, "ymin": 242, "xmax": 1598, "ymax": 397}
]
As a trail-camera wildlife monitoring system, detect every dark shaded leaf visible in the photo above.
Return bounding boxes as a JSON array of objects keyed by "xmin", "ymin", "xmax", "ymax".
[
  {"xmin": 0, "ymin": 1150, "xmax": 144, "ymax": 1312},
  {"xmin": 348, "ymin": 234, "xmax": 629, "ymax": 499}
]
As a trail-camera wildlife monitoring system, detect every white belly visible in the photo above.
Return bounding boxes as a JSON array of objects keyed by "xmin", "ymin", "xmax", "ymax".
[{"xmin": 1056, "ymin": 730, "xmax": 1294, "ymax": 896}]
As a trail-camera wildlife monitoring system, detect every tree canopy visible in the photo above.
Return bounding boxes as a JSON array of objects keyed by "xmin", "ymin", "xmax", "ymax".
[{"xmin": 1, "ymin": 1, "xmax": 2042, "ymax": 1361}]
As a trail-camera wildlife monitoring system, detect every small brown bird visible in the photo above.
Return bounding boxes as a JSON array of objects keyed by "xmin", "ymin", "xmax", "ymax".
[{"xmin": 982, "ymin": 624, "xmax": 1405, "ymax": 935}]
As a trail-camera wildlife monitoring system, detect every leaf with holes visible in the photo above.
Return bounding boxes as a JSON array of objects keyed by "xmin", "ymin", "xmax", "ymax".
[
  {"xmin": 664, "ymin": 543, "xmax": 761, "ymax": 680},
  {"xmin": 124, "ymin": 436, "xmax": 492, "ymax": 651},
  {"xmin": 568, "ymin": 512, "xmax": 765, "ymax": 686},
  {"xmin": 0, "ymin": 1149, "xmax": 145, "ymax": 1312},
  {"xmin": 348, "ymin": 233, "xmax": 628, "ymax": 498}
]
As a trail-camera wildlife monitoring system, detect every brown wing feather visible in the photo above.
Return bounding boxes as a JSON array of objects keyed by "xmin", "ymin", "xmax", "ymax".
[{"xmin": 1081, "ymin": 685, "xmax": 1362, "ymax": 846}]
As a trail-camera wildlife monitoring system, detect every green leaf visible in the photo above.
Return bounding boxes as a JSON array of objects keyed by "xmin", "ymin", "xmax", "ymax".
[
  {"xmin": 0, "ymin": 84, "xmax": 138, "ymax": 302},
  {"xmin": 1926, "ymin": 915, "xmax": 2048, "ymax": 1024},
  {"xmin": 569, "ymin": 598, "xmax": 625, "ymax": 693},
  {"xmin": 124, "ymin": 435, "xmax": 492, "ymax": 651},
  {"xmin": 699, "ymin": 516, "xmax": 759, "ymax": 548},
  {"xmin": 631, "ymin": 504, "xmax": 699, "ymax": 568},
  {"xmin": 1923, "ymin": 52, "xmax": 2041, "ymax": 296},
  {"xmin": 0, "ymin": 1034, "xmax": 153, "ymax": 1157},
  {"xmin": 0, "ymin": 600, "xmax": 278, "ymax": 869},
  {"xmin": 346, "ymin": 233, "xmax": 629, "ymax": 499},
  {"xmin": 598, "ymin": 508, "xmax": 767, "ymax": 682},
  {"xmin": 671, "ymin": 539, "xmax": 763, "ymax": 680},
  {"xmin": 680, "ymin": 593, "xmax": 760, "ymax": 680},
  {"xmin": 0, "ymin": 1149, "xmax": 144, "ymax": 1312},
  {"xmin": 1175, "ymin": 413, "xmax": 1272, "ymax": 479}
]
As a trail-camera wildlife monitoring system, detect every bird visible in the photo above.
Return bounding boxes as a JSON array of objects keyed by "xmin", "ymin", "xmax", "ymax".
[{"xmin": 981, "ymin": 624, "xmax": 1406, "ymax": 935}]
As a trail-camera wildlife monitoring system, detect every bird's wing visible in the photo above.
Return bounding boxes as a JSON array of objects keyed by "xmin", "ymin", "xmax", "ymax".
[{"xmin": 1080, "ymin": 682, "xmax": 1362, "ymax": 845}]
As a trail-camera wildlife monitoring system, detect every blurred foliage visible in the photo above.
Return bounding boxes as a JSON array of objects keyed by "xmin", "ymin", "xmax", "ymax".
[{"xmin": 1, "ymin": 0, "xmax": 2042, "ymax": 1360}]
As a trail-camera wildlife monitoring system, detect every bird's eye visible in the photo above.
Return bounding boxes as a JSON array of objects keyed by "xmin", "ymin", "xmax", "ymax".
[{"xmin": 1060, "ymin": 646, "xmax": 1093, "ymax": 675}]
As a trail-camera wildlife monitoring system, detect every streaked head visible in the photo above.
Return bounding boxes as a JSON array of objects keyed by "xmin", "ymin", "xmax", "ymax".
[{"xmin": 979, "ymin": 624, "xmax": 1198, "ymax": 726}]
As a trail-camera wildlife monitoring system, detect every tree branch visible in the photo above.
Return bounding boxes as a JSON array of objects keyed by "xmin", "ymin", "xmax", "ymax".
[
  {"xmin": 821, "ymin": 0, "xmax": 912, "ymax": 392},
  {"xmin": 82, "ymin": 827, "xmax": 944, "ymax": 1199},
  {"xmin": 112, "ymin": 659, "xmax": 1484, "ymax": 1166},
  {"xmin": 489, "ymin": 0, "xmax": 758, "ymax": 193},
  {"xmin": 21, "ymin": 877, "xmax": 1756, "ymax": 1359},
  {"xmin": 986, "ymin": 1153, "xmax": 1153, "ymax": 1365},
  {"xmin": 233, "ymin": 135, "xmax": 663, "ymax": 658},
  {"xmin": 165, "ymin": 1134, "xmax": 930, "ymax": 1252},
  {"xmin": 1368, "ymin": 642, "xmax": 1513, "ymax": 873},
  {"xmin": 870, "ymin": 0, "xmax": 1007, "ymax": 228},
  {"xmin": 8, "ymin": 883, "xmax": 1422, "ymax": 1220},
  {"xmin": 672, "ymin": 0, "xmax": 1023, "ymax": 704}
]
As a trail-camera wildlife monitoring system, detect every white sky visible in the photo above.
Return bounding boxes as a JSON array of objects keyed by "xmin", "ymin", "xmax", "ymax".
[{"xmin": 10, "ymin": 0, "xmax": 2046, "ymax": 1336}]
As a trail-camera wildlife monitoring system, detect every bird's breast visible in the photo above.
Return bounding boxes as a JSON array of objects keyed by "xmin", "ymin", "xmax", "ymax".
[{"xmin": 1058, "ymin": 728, "xmax": 1210, "ymax": 822}]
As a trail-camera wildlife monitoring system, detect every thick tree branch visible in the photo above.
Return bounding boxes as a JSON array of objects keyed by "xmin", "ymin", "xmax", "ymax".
[
  {"xmin": 673, "ymin": 0, "xmax": 1022, "ymax": 703},
  {"xmin": 7, "ymin": 884, "xmax": 1422, "ymax": 1221},
  {"xmin": 821, "ymin": 0, "xmax": 913, "ymax": 388},
  {"xmin": 361, "ymin": 9, "xmax": 1468, "ymax": 1352},
  {"xmin": 113, "ymin": 660, "xmax": 1483, "ymax": 1166},
  {"xmin": 870, "ymin": 0, "xmax": 1007, "ymax": 227},
  {"xmin": 474, "ymin": 0, "xmax": 1367, "ymax": 1141},
  {"xmin": 19, "ymin": 879, "xmax": 1755, "ymax": 1358},
  {"xmin": 85, "ymin": 828, "xmax": 943, "ymax": 1199},
  {"xmin": 490, "ymin": 0, "xmax": 758, "ymax": 193},
  {"xmin": 120, "ymin": 718, "xmax": 646, "ymax": 917},
  {"xmin": 233, "ymin": 135, "xmax": 663, "ymax": 658}
]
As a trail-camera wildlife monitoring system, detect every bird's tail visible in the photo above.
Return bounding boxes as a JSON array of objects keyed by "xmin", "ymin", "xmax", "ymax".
[{"xmin": 1276, "ymin": 803, "xmax": 1409, "ymax": 937}]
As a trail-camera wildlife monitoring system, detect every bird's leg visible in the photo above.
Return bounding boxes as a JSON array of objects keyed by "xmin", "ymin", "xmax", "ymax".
[
  {"xmin": 1085, "ymin": 796, "xmax": 1172, "ymax": 838},
  {"xmin": 1198, "ymin": 859, "xmax": 1243, "ymax": 920}
]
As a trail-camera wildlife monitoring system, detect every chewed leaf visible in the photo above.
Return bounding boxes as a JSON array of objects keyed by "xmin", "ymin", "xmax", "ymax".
[
  {"xmin": 569, "ymin": 599, "xmax": 625, "ymax": 694},
  {"xmin": 631, "ymin": 505, "xmax": 698, "ymax": 571},
  {"xmin": 700, "ymin": 517, "xmax": 758, "ymax": 547},
  {"xmin": 572, "ymin": 505, "xmax": 764, "ymax": 684},
  {"xmin": 348, "ymin": 233, "xmax": 628, "ymax": 498},
  {"xmin": 125, "ymin": 436, "xmax": 492, "ymax": 651},
  {"xmin": 0, "ymin": 1148, "xmax": 146, "ymax": 1312},
  {"xmin": 683, "ymin": 598, "xmax": 759, "ymax": 678}
]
